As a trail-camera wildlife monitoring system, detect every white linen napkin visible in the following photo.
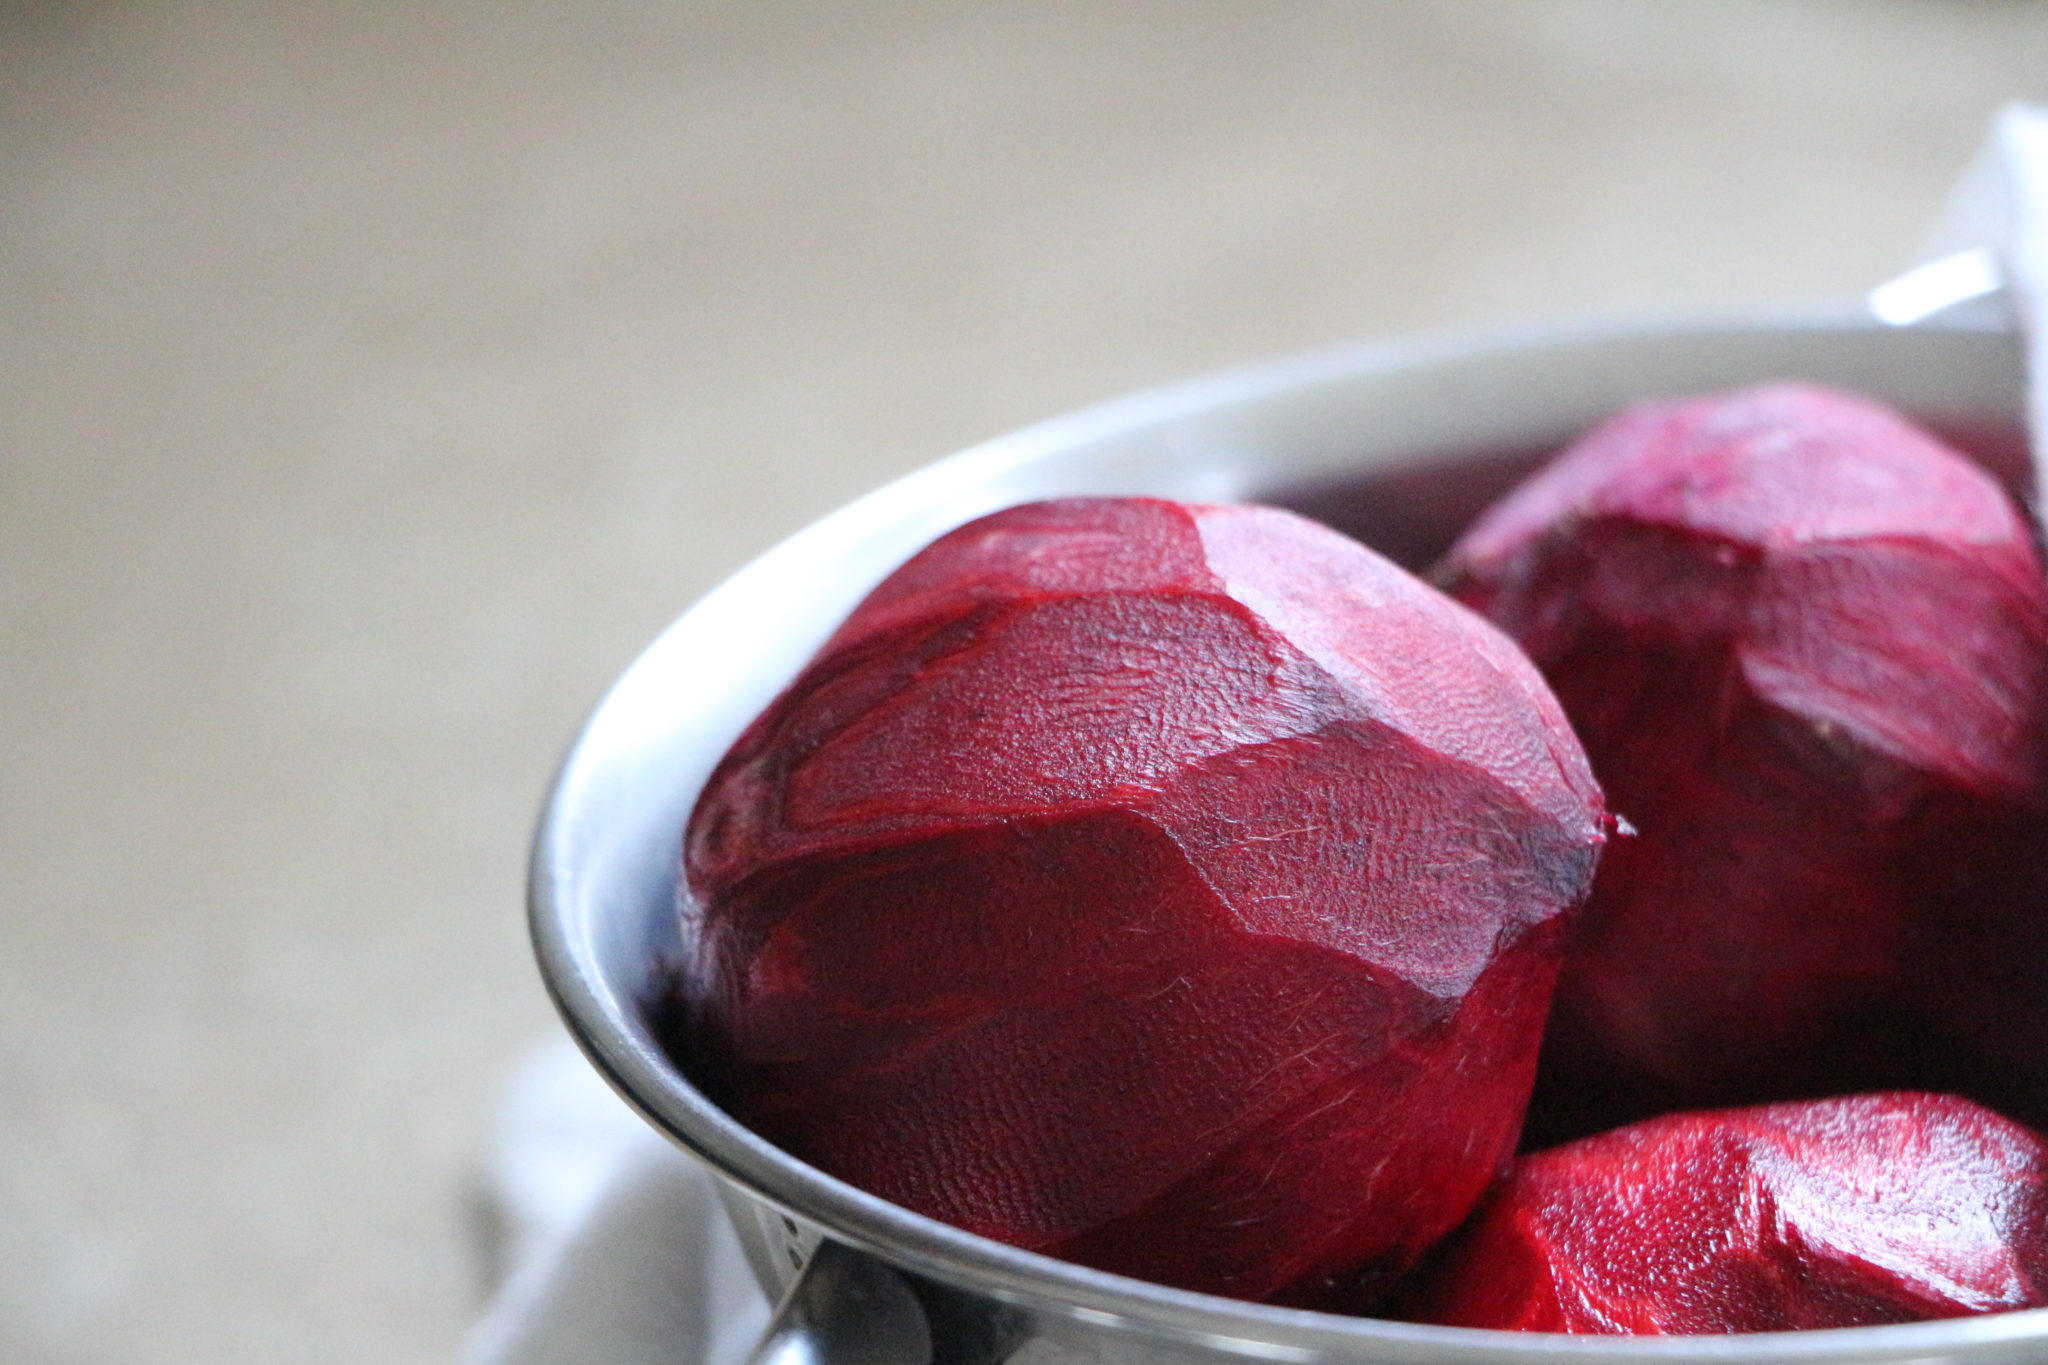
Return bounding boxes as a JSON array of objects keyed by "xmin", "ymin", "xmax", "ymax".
[
  {"xmin": 1870, "ymin": 102, "xmax": 2048, "ymax": 503},
  {"xmin": 463, "ymin": 1035, "xmax": 770, "ymax": 1365}
]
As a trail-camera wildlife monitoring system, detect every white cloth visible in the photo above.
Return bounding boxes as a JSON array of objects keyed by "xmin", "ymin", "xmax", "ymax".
[
  {"xmin": 464, "ymin": 1036, "xmax": 772, "ymax": 1365},
  {"xmin": 1961, "ymin": 104, "xmax": 2048, "ymax": 511},
  {"xmin": 1871, "ymin": 103, "xmax": 2048, "ymax": 504}
]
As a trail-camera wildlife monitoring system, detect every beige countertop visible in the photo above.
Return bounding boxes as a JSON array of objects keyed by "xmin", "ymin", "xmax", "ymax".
[{"xmin": 7, "ymin": 2, "xmax": 2048, "ymax": 1361}]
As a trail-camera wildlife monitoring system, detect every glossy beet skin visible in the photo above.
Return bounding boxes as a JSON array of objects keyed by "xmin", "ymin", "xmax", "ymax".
[
  {"xmin": 1400, "ymin": 1093, "xmax": 2048, "ymax": 1333},
  {"xmin": 683, "ymin": 497, "xmax": 1607, "ymax": 1310},
  {"xmin": 1442, "ymin": 385, "xmax": 2048, "ymax": 1136}
]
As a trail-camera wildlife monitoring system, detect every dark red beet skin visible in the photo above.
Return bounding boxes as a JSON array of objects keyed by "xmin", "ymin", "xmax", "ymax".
[
  {"xmin": 1442, "ymin": 385, "xmax": 2048, "ymax": 1136},
  {"xmin": 1399, "ymin": 1093, "xmax": 2048, "ymax": 1333},
  {"xmin": 683, "ymin": 497, "xmax": 1606, "ymax": 1309}
]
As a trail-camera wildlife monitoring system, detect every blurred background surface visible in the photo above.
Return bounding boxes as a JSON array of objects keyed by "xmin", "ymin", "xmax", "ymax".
[{"xmin": 7, "ymin": 2, "xmax": 2048, "ymax": 1361}]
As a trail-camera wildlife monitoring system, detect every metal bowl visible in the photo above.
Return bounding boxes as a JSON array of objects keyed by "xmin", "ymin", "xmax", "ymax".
[{"xmin": 531, "ymin": 312, "xmax": 2047, "ymax": 1363}]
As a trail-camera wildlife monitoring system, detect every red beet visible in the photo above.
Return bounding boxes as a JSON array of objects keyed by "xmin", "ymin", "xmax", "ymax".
[
  {"xmin": 683, "ymin": 497, "xmax": 1606, "ymax": 1309},
  {"xmin": 1400, "ymin": 1093, "xmax": 2048, "ymax": 1333},
  {"xmin": 1442, "ymin": 385, "xmax": 2048, "ymax": 1136}
]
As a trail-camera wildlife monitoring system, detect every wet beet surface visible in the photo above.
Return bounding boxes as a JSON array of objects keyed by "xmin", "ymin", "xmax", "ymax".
[{"xmin": 1396, "ymin": 1093, "xmax": 2048, "ymax": 1334}]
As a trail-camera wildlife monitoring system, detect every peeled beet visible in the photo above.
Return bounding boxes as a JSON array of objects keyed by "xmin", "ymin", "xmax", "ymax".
[
  {"xmin": 1400, "ymin": 1092, "xmax": 2048, "ymax": 1333},
  {"xmin": 682, "ymin": 497, "xmax": 1606, "ymax": 1309},
  {"xmin": 1442, "ymin": 385, "xmax": 2048, "ymax": 1135}
]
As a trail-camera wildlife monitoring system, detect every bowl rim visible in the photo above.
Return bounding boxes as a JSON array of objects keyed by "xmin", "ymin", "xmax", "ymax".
[{"xmin": 530, "ymin": 306, "xmax": 2048, "ymax": 1362}]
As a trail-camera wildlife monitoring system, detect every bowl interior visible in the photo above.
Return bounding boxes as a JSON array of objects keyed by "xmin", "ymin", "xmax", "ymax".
[{"xmin": 532, "ymin": 314, "xmax": 2048, "ymax": 1362}]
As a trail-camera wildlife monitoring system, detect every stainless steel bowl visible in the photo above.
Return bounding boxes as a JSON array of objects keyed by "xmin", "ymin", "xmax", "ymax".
[{"xmin": 531, "ymin": 312, "xmax": 2048, "ymax": 1363}]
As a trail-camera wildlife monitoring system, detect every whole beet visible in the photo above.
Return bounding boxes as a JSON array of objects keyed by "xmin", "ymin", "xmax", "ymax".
[
  {"xmin": 683, "ymin": 497, "xmax": 1605, "ymax": 1309},
  {"xmin": 1399, "ymin": 1093, "xmax": 2048, "ymax": 1333},
  {"xmin": 1442, "ymin": 385, "xmax": 2048, "ymax": 1137}
]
